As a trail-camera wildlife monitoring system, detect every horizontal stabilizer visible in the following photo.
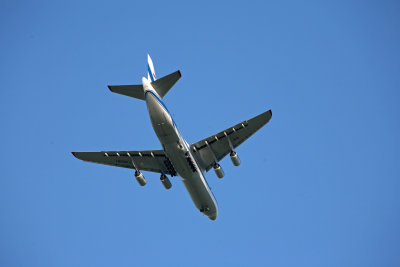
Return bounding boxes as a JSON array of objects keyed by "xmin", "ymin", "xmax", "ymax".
[
  {"xmin": 107, "ymin": 70, "xmax": 181, "ymax": 100},
  {"xmin": 151, "ymin": 70, "xmax": 181, "ymax": 98},
  {"xmin": 107, "ymin": 84, "xmax": 145, "ymax": 100}
]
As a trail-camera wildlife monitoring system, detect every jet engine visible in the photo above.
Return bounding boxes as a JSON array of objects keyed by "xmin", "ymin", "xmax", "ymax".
[
  {"xmin": 230, "ymin": 151, "xmax": 241, "ymax": 166},
  {"xmin": 135, "ymin": 170, "xmax": 147, "ymax": 186},
  {"xmin": 213, "ymin": 163, "xmax": 225, "ymax": 178},
  {"xmin": 160, "ymin": 174, "xmax": 172, "ymax": 190}
]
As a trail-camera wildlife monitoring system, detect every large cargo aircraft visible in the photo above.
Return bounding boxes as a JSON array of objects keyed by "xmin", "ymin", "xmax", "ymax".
[{"xmin": 72, "ymin": 55, "xmax": 272, "ymax": 220}]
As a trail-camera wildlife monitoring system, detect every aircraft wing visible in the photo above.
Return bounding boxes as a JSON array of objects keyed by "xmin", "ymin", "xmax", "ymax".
[
  {"xmin": 190, "ymin": 109, "xmax": 272, "ymax": 171},
  {"xmin": 72, "ymin": 150, "xmax": 177, "ymax": 176}
]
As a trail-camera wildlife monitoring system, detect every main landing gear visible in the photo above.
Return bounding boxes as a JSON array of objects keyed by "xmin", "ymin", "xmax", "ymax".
[{"xmin": 200, "ymin": 206, "xmax": 210, "ymax": 213}]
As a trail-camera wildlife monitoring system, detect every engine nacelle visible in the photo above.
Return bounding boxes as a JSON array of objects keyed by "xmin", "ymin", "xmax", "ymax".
[
  {"xmin": 135, "ymin": 171, "xmax": 147, "ymax": 186},
  {"xmin": 213, "ymin": 163, "xmax": 225, "ymax": 178},
  {"xmin": 160, "ymin": 174, "xmax": 172, "ymax": 190},
  {"xmin": 230, "ymin": 151, "xmax": 241, "ymax": 166}
]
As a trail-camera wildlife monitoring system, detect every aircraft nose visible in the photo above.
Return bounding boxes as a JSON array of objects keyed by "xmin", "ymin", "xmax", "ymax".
[{"xmin": 208, "ymin": 213, "xmax": 217, "ymax": 221}]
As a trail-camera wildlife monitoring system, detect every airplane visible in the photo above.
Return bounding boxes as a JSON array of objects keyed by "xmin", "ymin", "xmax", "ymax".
[{"xmin": 72, "ymin": 55, "xmax": 272, "ymax": 220}]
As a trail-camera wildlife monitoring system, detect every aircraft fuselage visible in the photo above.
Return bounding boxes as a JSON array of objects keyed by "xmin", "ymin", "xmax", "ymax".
[{"xmin": 143, "ymin": 77, "xmax": 218, "ymax": 220}]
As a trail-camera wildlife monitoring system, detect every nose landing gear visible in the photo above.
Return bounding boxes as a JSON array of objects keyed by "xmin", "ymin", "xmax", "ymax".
[{"xmin": 200, "ymin": 206, "xmax": 210, "ymax": 213}]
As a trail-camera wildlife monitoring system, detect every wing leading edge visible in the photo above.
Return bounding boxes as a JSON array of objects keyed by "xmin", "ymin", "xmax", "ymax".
[
  {"xmin": 190, "ymin": 109, "xmax": 272, "ymax": 171},
  {"xmin": 72, "ymin": 150, "xmax": 177, "ymax": 176}
]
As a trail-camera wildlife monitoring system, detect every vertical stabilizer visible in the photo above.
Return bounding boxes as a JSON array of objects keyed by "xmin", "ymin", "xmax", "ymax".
[{"xmin": 147, "ymin": 54, "xmax": 157, "ymax": 82}]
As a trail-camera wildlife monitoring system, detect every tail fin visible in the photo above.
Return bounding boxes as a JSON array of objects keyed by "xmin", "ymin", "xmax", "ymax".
[
  {"xmin": 147, "ymin": 54, "xmax": 156, "ymax": 82},
  {"xmin": 108, "ymin": 55, "xmax": 181, "ymax": 100}
]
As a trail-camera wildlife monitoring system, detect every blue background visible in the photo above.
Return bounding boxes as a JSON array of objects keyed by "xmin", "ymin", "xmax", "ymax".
[{"xmin": 1, "ymin": 1, "xmax": 399, "ymax": 266}]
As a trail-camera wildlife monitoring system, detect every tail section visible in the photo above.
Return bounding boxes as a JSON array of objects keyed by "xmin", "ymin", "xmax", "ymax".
[
  {"xmin": 147, "ymin": 54, "xmax": 156, "ymax": 82},
  {"xmin": 151, "ymin": 70, "xmax": 181, "ymax": 98},
  {"xmin": 108, "ymin": 54, "xmax": 181, "ymax": 100}
]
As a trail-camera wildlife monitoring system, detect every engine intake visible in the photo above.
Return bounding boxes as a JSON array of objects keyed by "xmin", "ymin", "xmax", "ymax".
[
  {"xmin": 135, "ymin": 170, "xmax": 147, "ymax": 186},
  {"xmin": 230, "ymin": 151, "xmax": 241, "ymax": 166},
  {"xmin": 213, "ymin": 163, "xmax": 224, "ymax": 178},
  {"xmin": 160, "ymin": 174, "xmax": 172, "ymax": 190}
]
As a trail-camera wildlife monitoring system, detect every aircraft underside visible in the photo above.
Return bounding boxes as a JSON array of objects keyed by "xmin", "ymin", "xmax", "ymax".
[
  {"xmin": 146, "ymin": 88, "xmax": 218, "ymax": 220},
  {"xmin": 72, "ymin": 54, "xmax": 272, "ymax": 221}
]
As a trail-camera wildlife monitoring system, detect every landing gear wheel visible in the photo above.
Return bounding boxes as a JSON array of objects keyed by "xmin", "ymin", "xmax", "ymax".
[{"xmin": 200, "ymin": 206, "xmax": 210, "ymax": 213}]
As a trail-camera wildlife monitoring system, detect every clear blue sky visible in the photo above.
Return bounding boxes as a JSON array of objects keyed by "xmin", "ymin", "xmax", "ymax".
[{"xmin": 1, "ymin": 1, "xmax": 399, "ymax": 266}]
